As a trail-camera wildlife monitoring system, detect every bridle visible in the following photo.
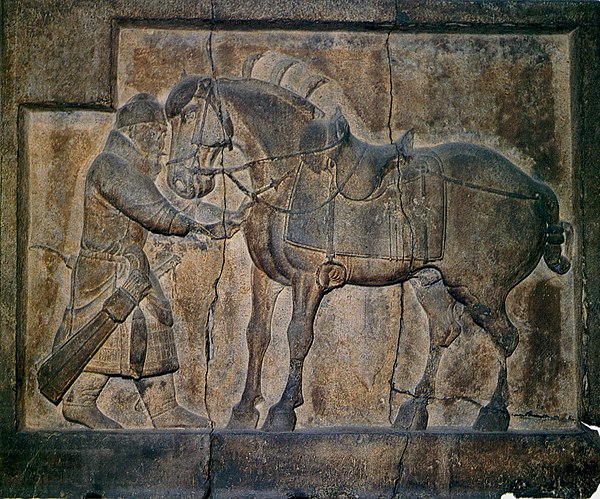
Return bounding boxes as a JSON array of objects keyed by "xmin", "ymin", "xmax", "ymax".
[
  {"xmin": 166, "ymin": 78, "xmax": 233, "ymax": 169},
  {"xmin": 167, "ymin": 79, "xmax": 540, "ymax": 215},
  {"xmin": 166, "ymin": 78, "xmax": 352, "ymax": 213}
]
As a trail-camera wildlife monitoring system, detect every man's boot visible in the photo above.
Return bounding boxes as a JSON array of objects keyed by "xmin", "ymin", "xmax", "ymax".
[
  {"xmin": 62, "ymin": 372, "xmax": 122, "ymax": 429},
  {"xmin": 136, "ymin": 373, "xmax": 210, "ymax": 428}
]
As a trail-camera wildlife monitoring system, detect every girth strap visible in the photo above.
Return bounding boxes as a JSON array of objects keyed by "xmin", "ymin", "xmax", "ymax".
[{"xmin": 326, "ymin": 163, "xmax": 336, "ymax": 261}]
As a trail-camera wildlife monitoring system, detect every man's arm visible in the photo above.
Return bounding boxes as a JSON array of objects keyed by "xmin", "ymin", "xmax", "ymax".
[
  {"xmin": 93, "ymin": 155, "xmax": 195, "ymax": 236},
  {"xmin": 93, "ymin": 155, "xmax": 246, "ymax": 239}
]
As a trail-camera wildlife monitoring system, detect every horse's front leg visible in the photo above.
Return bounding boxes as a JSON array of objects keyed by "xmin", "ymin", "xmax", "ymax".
[
  {"xmin": 227, "ymin": 265, "xmax": 283, "ymax": 429},
  {"xmin": 263, "ymin": 271, "xmax": 324, "ymax": 431}
]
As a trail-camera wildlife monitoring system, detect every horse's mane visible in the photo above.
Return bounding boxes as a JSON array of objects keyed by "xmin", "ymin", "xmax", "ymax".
[
  {"xmin": 165, "ymin": 74, "xmax": 322, "ymax": 122},
  {"xmin": 214, "ymin": 77, "xmax": 325, "ymax": 163},
  {"xmin": 218, "ymin": 77, "xmax": 323, "ymax": 120}
]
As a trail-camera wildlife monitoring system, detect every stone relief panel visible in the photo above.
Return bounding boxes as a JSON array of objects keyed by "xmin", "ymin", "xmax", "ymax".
[{"xmin": 23, "ymin": 28, "xmax": 577, "ymax": 432}]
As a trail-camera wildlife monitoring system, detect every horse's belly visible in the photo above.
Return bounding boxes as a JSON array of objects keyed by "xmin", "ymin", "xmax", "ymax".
[
  {"xmin": 344, "ymin": 255, "xmax": 413, "ymax": 286},
  {"xmin": 282, "ymin": 242, "xmax": 412, "ymax": 286}
]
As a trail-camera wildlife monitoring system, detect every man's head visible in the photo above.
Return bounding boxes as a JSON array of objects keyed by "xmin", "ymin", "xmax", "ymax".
[{"xmin": 116, "ymin": 93, "xmax": 168, "ymax": 165}]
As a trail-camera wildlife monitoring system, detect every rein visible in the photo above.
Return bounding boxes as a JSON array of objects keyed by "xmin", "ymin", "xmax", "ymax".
[
  {"xmin": 166, "ymin": 148, "xmax": 198, "ymax": 166},
  {"xmin": 225, "ymin": 158, "xmax": 358, "ymax": 216},
  {"xmin": 168, "ymin": 78, "xmax": 540, "ymax": 216},
  {"xmin": 215, "ymin": 134, "xmax": 366, "ymax": 216},
  {"xmin": 224, "ymin": 153, "xmax": 541, "ymax": 216},
  {"xmin": 167, "ymin": 78, "xmax": 232, "ymax": 167},
  {"xmin": 196, "ymin": 133, "xmax": 347, "ymax": 176},
  {"xmin": 432, "ymin": 172, "xmax": 540, "ymax": 201}
]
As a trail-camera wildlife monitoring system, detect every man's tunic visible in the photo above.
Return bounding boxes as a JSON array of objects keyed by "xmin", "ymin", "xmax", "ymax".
[{"xmin": 54, "ymin": 130, "xmax": 192, "ymax": 378}]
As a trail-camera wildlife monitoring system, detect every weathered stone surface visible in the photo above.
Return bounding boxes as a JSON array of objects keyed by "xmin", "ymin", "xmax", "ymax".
[
  {"xmin": 23, "ymin": 27, "xmax": 578, "ymax": 432},
  {"xmin": 2, "ymin": 1, "xmax": 600, "ymax": 497},
  {"xmin": 0, "ymin": 431, "xmax": 211, "ymax": 498},
  {"xmin": 212, "ymin": 429, "xmax": 410, "ymax": 497},
  {"xmin": 212, "ymin": 429, "xmax": 600, "ymax": 498},
  {"xmin": 213, "ymin": 0, "xmax": 398, "ymax": 23}
]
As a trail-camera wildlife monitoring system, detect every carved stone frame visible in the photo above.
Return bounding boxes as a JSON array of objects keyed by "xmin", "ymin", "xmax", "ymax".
[{"xmin": 2, "ymin": 1, "xmax": 600, "ymax": 496}]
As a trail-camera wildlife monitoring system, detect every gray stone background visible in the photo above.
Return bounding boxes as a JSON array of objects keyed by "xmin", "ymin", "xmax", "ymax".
[
  {"xmin": 2, "ymin": 2, "xmax": 600, "ymax": 497},
  {"xmin": 23, "ymin": 28, "xmax": 577, "ymax": 431}
]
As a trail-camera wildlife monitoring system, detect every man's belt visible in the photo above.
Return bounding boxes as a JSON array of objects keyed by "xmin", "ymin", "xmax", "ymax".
[{"xmin": 78, "ymin": 248, "xmax": 129, "ymax": 263}]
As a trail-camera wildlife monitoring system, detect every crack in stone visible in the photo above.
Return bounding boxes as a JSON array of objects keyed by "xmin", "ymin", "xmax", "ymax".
[
  {"xmin": 31, "ymin": 472, "xmax": 43, "ymax": 499},
  {"xmin": 392, "ymin": 388, "xmax": 483, "ymax": 408},
  {"xmin": 385, "ymin": 29, "xmax": 395, "ymax": 147},
  {"xmin": 10, "ymin": 432, "xmax": 56, "ymax": 497},
  {"xmin": 388, "ymin": 282, "xmax": 405, "ymax": 424},
  {"xmin": 202, "ymin": 8, "xmax": 219, "ymax": 497},
  {"xmin": 385, "ymin": 20, "xmax": 409, "ymax": 428},
  {"xmin": 392, "ymin": 434, "xmax": 410, "ymax": 498},
  {"xmin": 202, "ymin": 3, "xmax": 229, "ymax": 417},
  {"xmin": 385, "ymin": 22, "xmax": 416, "ymax": 261},
  {"xmin": 434, "ymin": 395, "xmax": 482, "ymax": 407},
  {"xmin": 201, "ymin": 179, "xmax": 225, "ymax": 499},
  {"xmin": 513, "ymin": 411, "xmax": 576, "ymax": 422},
  {"xmin": 577, "ymin": 59, "xmax": 591, "ymax": 419}
]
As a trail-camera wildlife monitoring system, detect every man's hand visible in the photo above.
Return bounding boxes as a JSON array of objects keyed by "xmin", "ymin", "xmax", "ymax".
[
  {"xmin": 190, "ymin": 220, "xmax": 241, "ymax": 240},
  {"xmin": 187, "ymin": 199, "xmax": 252, "ymax": 240}
]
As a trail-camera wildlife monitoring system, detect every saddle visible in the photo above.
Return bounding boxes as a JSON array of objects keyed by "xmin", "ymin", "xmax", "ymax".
[
  {"xmin": 298, "ymin": 109, "xmax": 413, "ymax": 200},
  {"xmin": 336, "ymin": 134, "xmax": 412, "ymax": 201},
  {"xmin": 285, "ymin": 113, "xmax": 445, "ymax": 262}
]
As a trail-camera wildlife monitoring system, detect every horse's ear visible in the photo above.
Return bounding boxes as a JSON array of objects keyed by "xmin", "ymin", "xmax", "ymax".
[
  {"xmin": 395, "ymin": 128, "xmax": 414, "ymax": 160},
  {"xmin": 181, "ymin": 68, "xmax": 188, "ymax": 78},
  {"xmin": 402, "ymin": 129, "xmax": 414, "ymax": 151},
  {"xmin": 332, "ymin": 107, "xmax": 349, "ymax": 139}
]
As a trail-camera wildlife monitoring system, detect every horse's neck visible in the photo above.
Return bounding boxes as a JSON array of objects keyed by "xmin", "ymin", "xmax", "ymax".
[
  {"xmin": 219, "ymin": 78, "xmax": 317, "ymax": 146},
  {"xmin": 219, "ymin": 78, "xmax": 317, "ymax": 189},
  {"xmin": 336, "ymin": 134, "xmax": 400, "ymax": 200}
]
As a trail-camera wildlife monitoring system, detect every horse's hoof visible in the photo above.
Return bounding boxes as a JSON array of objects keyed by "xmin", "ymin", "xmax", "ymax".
[
  {"xmin": 473, "ymin": 404, "xmax": 510, "ymax": 432},
  {"xmin": 262, "ymin": 405, "xmax": 297, "ymax": 432},
  {"xmin": 227, "ymin": 404, "xmax": 260, "ymax": 430},
  {"xmin": 392, "ymin": 398, "xmax": 428, "ymax": 431}
]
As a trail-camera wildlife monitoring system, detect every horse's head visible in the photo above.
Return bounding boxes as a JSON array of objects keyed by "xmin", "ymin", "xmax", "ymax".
[
  {"xmin": 299, "ymin": 108, "xmax": 349, "ymax": 173},
  {"xmin": 165, "ymin": 75, "xmax": 234, "ymax": 199}
]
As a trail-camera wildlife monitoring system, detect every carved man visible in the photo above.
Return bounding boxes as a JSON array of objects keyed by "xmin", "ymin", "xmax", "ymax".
[{"xmin": 53, "ymin": 93, "xmax": 233, "ymax": 429}]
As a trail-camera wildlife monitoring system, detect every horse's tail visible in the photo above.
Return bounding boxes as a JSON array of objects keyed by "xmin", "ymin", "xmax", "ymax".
[{"xmin": 539, "ymin": 184, "xmax": 571, "ymax": 274}]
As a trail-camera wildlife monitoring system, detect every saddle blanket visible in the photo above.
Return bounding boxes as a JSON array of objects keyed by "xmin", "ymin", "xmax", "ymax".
[{"xmin": 284, "ymin": 151, "xmax": 446, "ymax": 261}]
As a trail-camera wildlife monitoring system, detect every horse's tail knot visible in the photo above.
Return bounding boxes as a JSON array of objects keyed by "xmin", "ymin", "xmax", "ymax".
[{"xmin": 539, "ymin": 186, "xmax": 571, "ymax": 275}]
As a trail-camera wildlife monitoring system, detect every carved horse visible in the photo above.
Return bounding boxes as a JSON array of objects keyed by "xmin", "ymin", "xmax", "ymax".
[{"xmin": 165, "ymin": 75, "xmax": 570, "ymax": 431}]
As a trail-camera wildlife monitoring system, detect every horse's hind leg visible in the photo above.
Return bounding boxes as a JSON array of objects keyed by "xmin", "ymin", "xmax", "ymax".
[
  {"xmin": 393, "ymin": 345, "xmax": 443, "ymax": 430},
  {"xmin": 263, "ymin": 271, "xmax": 324, "ymax": 431},
  {"xmin": 472, "ymin": 306, "xmax": 516, "ymax": 431},
  {"xmin": 393, "ymin": 273, "xmax": 462, "ymax": 430},
  {"xmin": 473, "ymin": 354, "xmax": 510, "ymax": 431},
  {"xmin": 449, "ymin": 286, "xmax": 517, "ymax": 431},
  {"xmin": 227, "ymin": 265, "xmax": 284, "ymax": 429}
]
